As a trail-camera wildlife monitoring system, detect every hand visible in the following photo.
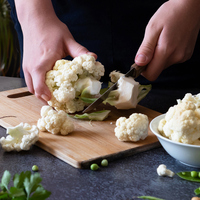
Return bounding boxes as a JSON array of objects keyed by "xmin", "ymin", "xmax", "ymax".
[
  {"xmin": 135, "ymin": 0, "xmax": 200, "ymax": 81},
  {"xmin": 15, "ymin": 0, "xmax": 97, "ymax": 101},
  {"xmin": 22, "ymin": 18, "xmax": 96, "ymax": 101}
]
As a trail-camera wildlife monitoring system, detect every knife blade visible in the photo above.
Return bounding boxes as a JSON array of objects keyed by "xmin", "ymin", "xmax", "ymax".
[{"xmin": 82, "ymin": 64, "xmax": 146, "ymax": 113}]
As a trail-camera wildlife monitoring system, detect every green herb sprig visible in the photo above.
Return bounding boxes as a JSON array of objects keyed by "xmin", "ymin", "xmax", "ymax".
[{"xmin": 0, "ymin": 170, "xmax": 51, "ymax": 200}]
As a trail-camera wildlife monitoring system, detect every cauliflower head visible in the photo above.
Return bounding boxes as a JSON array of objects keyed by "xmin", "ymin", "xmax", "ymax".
[
  {"xmin": 37, "ymin": 105, "xmax": 74, "ymax": 135},
  {"xmin": 46, "ymin": 54, "xmax": 105, "ymax": 113},
  {"xmin": 114, "ymin": 113, "xmax": 149, "ymax": 142},
  {"xmin": 0, "ymin": 123, "xmax": 39, "ymax": 152},
  {"xmin": 158, "ymin": 93, "xmax": 200, "ymax": 144}
]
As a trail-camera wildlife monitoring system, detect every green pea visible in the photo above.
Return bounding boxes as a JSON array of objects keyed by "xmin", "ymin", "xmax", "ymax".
[
  {"xmin": 181, "ymin": 172, "xmax": 186, "ymax": 175},
  {"xmin": 101, "ymin": 159, "xmax": 108, "ymax": 167},
  {"xmin": 198, "ymin": 172, "xmax": 200, "ymax": 178},
  {"xmin": 32, "ymin": 165, "xmax": 39, "ymax": 172},
  {"xmin": 90, "ymin": 163, "xmax": 99, "ymax": 171},
  {"xmin": 191, "ymin": 171, "xmax": 198, "ymax": 178}
]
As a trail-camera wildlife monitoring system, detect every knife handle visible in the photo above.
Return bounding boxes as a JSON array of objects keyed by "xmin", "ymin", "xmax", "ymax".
[{"xmin": 130, "ymin": 63, "xmax": 146, "ymax": 78}]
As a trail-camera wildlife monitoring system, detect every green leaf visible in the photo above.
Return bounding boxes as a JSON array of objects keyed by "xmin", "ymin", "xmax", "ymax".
[
  {"xmin": 137, "ymin": 196, "xmax": 165, "ymax": 200},
  {"xmin": 12, "ymin": 197, "xmax": 26, "ymax": 200},
  {"xmin": 9, "ymin": 187, "xmax": 25, "ymax": 198},
  {"xmin": 29, "ymin": 186, "xmax": 51, "ymax": 200},
  {"xmin": 80, "ymin": 97, "xmax": 97, "ymax": 104},
  {"xmin": 13, "ymin": 171, "xmax": 31, "ymax": 189},
  {"xmin": 102, "ymin": 90, "xmax": 119, "ymax": 106},
  {"xmin": 194, "ymin": 187, "xmax": 200, "ymax": 195},
  {"xmin": 137, "ymin": 84, "xmax": 152, "ymax": 103},
  {"xmin": 71, "ymin": 110, "xmax": 111, "ymax": 121},
  {"xmin": 24, "ymin": 173, "xmax": 42, "ymax": 198},
  {"xmin": 0, "ymin": 192, "xmax": 10, "ymax": 200},
  {"xmin": 177, "ymin": 172, "xmax": 200, "ymax": 182},
  {"xmin": 0, "ymin": 170, "xmax": 11, "ymax": 192}
]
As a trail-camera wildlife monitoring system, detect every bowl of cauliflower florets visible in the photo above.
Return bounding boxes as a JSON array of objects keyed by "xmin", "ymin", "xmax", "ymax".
[{"xmin": 150, "ymin": 93, "xmax": 200, "ymax": 168}]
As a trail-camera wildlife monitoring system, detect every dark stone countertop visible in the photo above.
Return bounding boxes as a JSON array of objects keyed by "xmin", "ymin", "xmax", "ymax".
[{"xmin": 0, "ymin": 76, "xmax": 200, "ymax": 200}]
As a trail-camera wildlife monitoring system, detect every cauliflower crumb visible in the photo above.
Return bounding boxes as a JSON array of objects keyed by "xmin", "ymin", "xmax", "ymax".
[
  {"xmin": 37, "ymin": 105, "xmax": 74, "ymax": 135},
  {"xmin": 158, "ymin": 93, "xmax": 200, "ymax": 144},
  {"xmin": 114, "ymin": 113, "xmax": 149, "ymax": 142},
  {"xmin": 157, "ymin": 164, "xmax": 175, "ymax": 177},
  {"xmin": 0, "ymin": 123, "xmax": 39, "ymax": 152}
]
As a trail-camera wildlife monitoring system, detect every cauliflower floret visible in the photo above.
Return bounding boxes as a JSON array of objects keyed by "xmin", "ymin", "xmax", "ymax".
[
  {"xmin": 177, "ymin": 93, "xmax": 200, "ymax": 108},
  {"xmin": 157, "ymin": 164, "xmax": 175, "ymax": 177},
  {"xmin": 114, "ymin": 113, "xmax": 149, "ymax": 142},
  {"xmin": 109, "ymin": 70, "xmax": 124, "ymax": 83},
  {"xmin": 0, "ymin": 123, "xmax": 39, "ymax": 152},
  {"xmin": 37, "ymin": 105, "xmax": 74, "ymax": 135},
  {"xmin": 46, "ymin": 54, "xmax": 105, "ymax": 113},
  {"xmin": 158, "ymin": 93, "xmax": 200, "ymax": 144},
  {"xmin": 73, "ymin": 54, "xmax": 104, "ymax": 80}
]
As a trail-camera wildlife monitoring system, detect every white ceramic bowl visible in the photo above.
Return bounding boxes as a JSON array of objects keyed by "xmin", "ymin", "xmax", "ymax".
[{"xmin": 150, "ymin": 114, "xmax": 200, "ymax": 168}]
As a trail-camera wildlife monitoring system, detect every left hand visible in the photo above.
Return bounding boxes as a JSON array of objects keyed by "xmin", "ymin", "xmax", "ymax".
[{"xmin": 135, "ymin": 0, "xmax": 200, "ymax": 81}]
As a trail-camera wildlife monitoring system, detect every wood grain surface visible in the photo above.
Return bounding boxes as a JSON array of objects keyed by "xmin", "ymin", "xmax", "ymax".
[{"xmin": 0, "ymin": 87, "xmax": 161, "ymax": 168}]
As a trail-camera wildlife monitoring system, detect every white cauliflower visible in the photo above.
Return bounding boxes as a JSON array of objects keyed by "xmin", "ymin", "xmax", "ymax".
[
  {"xmin": 114, "ymin": 113, "xmax": 149, "ymax": 142},
  {"xmin": 37, "ymin": 105, "xmax": 74, "ymax": 135},
  {"xmin": 46, "ymin": 54, "xmax": 105, "ymax": 113},
  {"xmin": 158, "ymin": 93, "xmax": 200, "ymax": 144},
  {"xmin": 0, "ymin": 123, "xmax": 39, "ymax": 152},
  {"xmin": 157, "ymin": 164, "xmax": 175, "ymax": 177}
]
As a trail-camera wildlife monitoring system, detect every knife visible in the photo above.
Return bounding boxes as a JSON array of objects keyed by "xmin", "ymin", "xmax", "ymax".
[{"xmin": 82, "ymin": 64, "xmax": 146, "ymax": 113}]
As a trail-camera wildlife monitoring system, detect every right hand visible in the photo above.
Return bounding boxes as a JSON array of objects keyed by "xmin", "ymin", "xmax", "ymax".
[{"xmin": 135, "ymin": 0, "xmax": 200, "ymax": 81}]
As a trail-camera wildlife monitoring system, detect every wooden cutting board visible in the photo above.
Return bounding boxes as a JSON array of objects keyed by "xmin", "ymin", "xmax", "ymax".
[{"xmin": 0, "ymin": 87, "xmax": 161, "ymax": 168}]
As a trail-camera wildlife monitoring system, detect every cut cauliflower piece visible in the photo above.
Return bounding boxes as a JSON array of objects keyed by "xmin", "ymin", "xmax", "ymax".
[
  {"xmin": 74, "ymin": 77, "xmax": 101, "ymax": 97},
  {"xmin": 111, "ymin": 77, "xmax": 140, "ymax": 109},
  {"xmin": 114, "ymin": 113, "xmax": 149, "ymax": 142},
  {"xmin": 0, "ymin": 123, "xmax": 39, "ymax": 152},
  {"xmin": 158, "ymin": 93, "xmax": 200, "ymax": 144},
  {"xmin": 46, "ymin": 54, "xmax": 105, "ymax": 113},
  {"xmin": 37, "ymin": 105, "xmax": 74, "ymax": 135},
  {"xmin": 104, "ymin": 71, "xmax": 151, "ymax": 110}
]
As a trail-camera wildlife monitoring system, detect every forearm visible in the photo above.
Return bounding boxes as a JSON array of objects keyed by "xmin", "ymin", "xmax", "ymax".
[
  {"xmin": 14, "ymin": 0, "xmax": 58, "ymax": 29},
  {"xmin": 171, "ymin": 0, "xmax": 200, "ymax": 28}
]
